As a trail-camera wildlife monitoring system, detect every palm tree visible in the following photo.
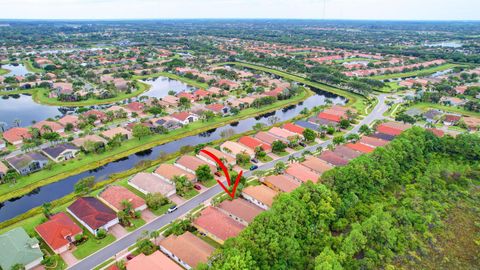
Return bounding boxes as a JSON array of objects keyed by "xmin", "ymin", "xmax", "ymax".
[
  {"xmin": 150, "ymin": 230, "xmax": 160, "ymax": 244},
  {"xmin": 0, "ymin": 122, "xmax": 6, "ymax": 132},
  {"xmin": 13, "ymin": 118, "xmax": 21, "ymax": 127}
]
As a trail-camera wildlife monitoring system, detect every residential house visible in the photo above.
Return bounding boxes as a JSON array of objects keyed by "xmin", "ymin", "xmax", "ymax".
[
  {"xmin": 423, "ymin": 109, "xmax": 443, "ymax": 123},
  {"xmin": 295, "ymin": 120, "xmax": 320, "ymax": 131},
  {"xmin": 376, "ymin": 122, "xmax": 411, "ymax": 136},
  {"xmin": 159, "ymin": 231, "xmax": 215, "ymax": 269},
  {"xmin": 127, "ymin": 251, "xmax": 182, "ymax": 270},
  {"xmin": 67, "ymin": 197, "xmax": 119, "ymax": 236},
  {"xmin": 301, "ymin": 156, "xmax": 333, "ymax": 175},
  {"xmin": 443, "ymin": 114, "xmax": 462, "ymax": 126},
  {"xmin": 33, "ymin": 120, "xmax": 65, "ymax": 134},
  {"xmin": 268, "ymin": 127, "xmax": 301, "ymax": 141},
  {"xmin": 217, "ymin": 197, "xmax": 264, "ymax": 226},
  {"xmin": 358, "ymin": 136, "xmax": 389, "ymax": 148},
  {"xmin": 98, "ymin": 186, "xmax": 147, "ymax": 212},
  {"xmin": 255, "ymin": 131, "xmax": 288, "ymax": 145},
  {"xmin": 193, "ymin": 89, "xmax": 211, "ymax": 100},
  {"xmin": 345, "ymin": 142, "xmax": 375, "ymax": 154},
  {"xmin": 35, "ymin": 212, "xmax": 82, "ymax": 254},
  {"xmin": 285, "ymin": 163, "xmax": 321, "ymax": 183},
  {"xmin": 101, "ymin": 127, "xmax": 132, "ymax": 140},
  {"xmin": 333, "ymin": 145, "xmax": 363, "ymax": 160},
  {"xmin": 238, "ymin": 136, "xmax": 272, "ymax": 153},
  {"xmin": 193, "ymin": 206, "xmax": 245, "ymax": 244},
  {"xmin": 2, "ymin": 127, "xmax": 32, "ymax": 146},
  {"xmin": 82, "ymin": 110, "xmax": 107, "ymax": 125},
  {"xmin": 463, "ymin": 116, "xmax": 480, "ymax": 131},
  {"xmin": 171, "ymin": 112, "xmax": 199, "ymax": 125},
  {"xmin": 197, "ymin": 146, "xmax": 235, "ymax": 166},
  {"xmin": 128, "ymin": 172, "xmax": 176, "ymax": 197},
  {"xmin": 0, "ymin": 228, "xmax": 43, "ymax": 270},
  {"xmin": 263, "ymin": 174, "xmax": 300, "ymax": 193},
  {"xmin": 175, "ymin": 155, "xmax": 216, "ymax": 175},
  {"xmin": 72, "ymin": 134, "xmax": 107, "ymax": 149},
  {"xmin": 6, "ymin": 152, "xmax": 49, "ymax": 175},
  {"xmin": 440, "ymin": 96, "xmax": 466, "ymax": 106},
  {"xmin": 318, "ymin": 151, "xmax": 349, "ymax": 166},
  {"xmin": 282, "ymin": 123, "xmax": 305, "ymax": 136},
  {"xmin": 154, "ymin": 164, "xmax": 196, "ymax": 184},
  {"xmin": 220, "ymin": 141, "xmax": 255, "ymax": 158},
  {"xmin": 371, "ymin": 132, "xmax": 396, "ymax": 141},
  {"xmin": 42, "ymin": 143, "xmax": 80, "ymax": 163},
  {"xmin": 242, "ymin": 185, "xmax": 278, "ymax": 210},
  {"xmin": 161, "ymin": 95, "xmax": 179, "ymax": 107},
  {"xmin": 0, "ymin": 161, "xmax": 8, "ymax": 179},
  {"xmin": 58, "ymin": 115, "xmax": 80, "ymax": 129},
  {"xmin": 205, "ymin": 103, "xmax": 230, "ymax": 115}
]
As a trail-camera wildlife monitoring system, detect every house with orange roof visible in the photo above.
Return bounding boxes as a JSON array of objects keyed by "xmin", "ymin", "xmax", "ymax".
[
  {"xmin": 263, "ymin": 174, "xmax": 300, "ymax": 193},
  {"xmin": 220, "ymin": 141, "xmax": 255, "ymax": 158},
  {"xmin": 238, "ymin": 136, "xmax": 272, "ymax": 153},
  {"xmin": 159, "ymin": 231, "xmax": 215, "ymax": 269},
  {"xmin": 35, "ymin": 212, "xmax": 82, "ymax": 254},
  {"xmin": 126, "ymin": 251, "xmax": 182, "ymax": 270},
  {"xmin": 193, "ymin": 206, "xmax": 245, "ymax": 244},
  {"xmin": 193, "ymin": 89, "xmax": 211, "ymax": 100},
  {"xmin": 98, "ymin": 185, "xmax": 146, "ymax": 212},
  {"xmin": 170, "ymin": 112, "xmax": 199, "ymax": 125},
  {"xmin": 154, "ymin": 164, "xmax": 196, "ymax": 183},
  {"xmin": 197, "ymin": 146, "xmax": 235, "ymax": 166},
  {"xmin": 282, "ymin": 123, "xmax": 305, "ymax": 135},
  {"xmin": 58, "ymin": 115, "xmax": 79, "ymax": 129},
  {"xmin": 175, "ymin": 155, "xmax": 216, "ymax": 175},
  {"xmin": 217, "ymin": 198, "xmax": 264, "ymax": 226},
  {"xmin": 346, "ymin": 142, "xmax": 375, "ymax": 153},
  {"xmin": 2, "ymin": 127, "xmax": 32, "ymax": 146},
  {"xmin": 33, "ymin": 120, "xmax": 65, "ymax": 134},
  {"xmin": 242, "ymin": 185, "xmax": 279, "ymax": 210},
  {"xmin": 101, "ymin": 127, "xmax": 132, "ymax": 140},
  {"xmin": 285, "ymin": 163, "xmax": 320, "ymax": 183},
  {"xmin": 268, "ymin": 127, "xmax": 301, "ymax": 141},
  {"xmin": 301, "ymin": 156, "xmax": 333, "ymax": 174}
]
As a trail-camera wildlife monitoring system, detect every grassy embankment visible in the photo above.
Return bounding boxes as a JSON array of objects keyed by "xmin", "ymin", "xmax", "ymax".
[
  {"xmin": 0, "ymin": 68, "xmax": 9, "ymax": 75},
  {"xmin": 217, "ymin": 61, "xmax": 370, "ymax": 114},
  {"xmin": 0, "ymin": 89, "xmax": 33, "ymax": 96},
  {"xmin": 23, "ymin": 60, "xmax": 44, "ymax": 74},
  {"xmin": 371, "ymin": 63, "xmax": 461, "ymax": 80},
  {"xmin": 0, "ymin": 87, "xmax": 312, "ymax": 202}
]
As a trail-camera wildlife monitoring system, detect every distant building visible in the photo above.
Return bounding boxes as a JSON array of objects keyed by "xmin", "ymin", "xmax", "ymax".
[{"xmin": 6, "ymin": 152, "xmax": 49, "ymax": 175}]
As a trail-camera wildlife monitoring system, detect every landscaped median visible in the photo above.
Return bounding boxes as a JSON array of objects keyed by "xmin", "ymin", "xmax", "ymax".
[
  {"xmin": 0, "ymin": 87, "xmax": 312, "ymax": 202},
  {"xmin": 216, "ymin": 61, "xmax": 371, "ymax": 114}
]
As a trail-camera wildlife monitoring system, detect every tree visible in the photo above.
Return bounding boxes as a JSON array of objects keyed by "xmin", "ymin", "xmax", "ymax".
[
  {"xmin": 339, "ymin": 119, "xmax": 351, "ymax": 129},
  {"xmin": 195, "ymin": 165, "xmax": 214, "ymax": 183},
  {"xmin": 42, "ymin": 202, "xmax": 52, "ymax": 218},
  {"xmin": 201, "ymin": 110, "xmax": 216, "ymax": 122},
  {"xmin": 333, "ymin": 136, "xmax": 346, "ymax": 145},
  {"xmin": 272, "ymin": 140, "xmax": 287, "ymax": 153},
  {"xmin": 255, "ymin": 146, "xmax": 267, "ymax": 160},
  {"xmin": 179, "ymin": 97, "xmax": 191, "ymax": 110},
  {"xmin": 173, "ymin": 175, "xmax": 193, "ymax": 197},
  {"xmin": 132, "ymin": 124, "xmax": 152, "ymax": 140},
  {"xmin": 359, "ymin": 124, "xmax": 372, "ymax": 135},
  {"xmin": 303, "ymin": 128, "xmax": 316, "ymax": 142},
  {"xmin": 395, "ymin": 113, "xmax": 416, "ymax": 124},
  {"xmin": 147, "ymin": 106, "xmax": 164, "ymax": 117},
  {"xmin": 274, "ymin": 161, "xmax": 286, "ymax": 174},
  {"xmin": 74, "ymin": 176, "xmax": 95, "ymax": 194},
  {"xmin": 236, "ymin": 152, "xmax": 251, "ymax": 166},
  {"xmin": 145, "ymin": 193, "xmax": 169, "ymax": 210},
  {"xmin": 43, "ymin": 132, "xmax": 61, "ymax": 144}
]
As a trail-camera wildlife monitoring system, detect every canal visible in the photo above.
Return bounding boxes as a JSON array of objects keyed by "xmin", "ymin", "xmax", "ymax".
[{"xmin": 0, "ymin": 87, "xmax": 346, "ymax": 222}]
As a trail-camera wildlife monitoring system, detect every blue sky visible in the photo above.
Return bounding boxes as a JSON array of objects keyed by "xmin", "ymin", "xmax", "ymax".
[{"xmin": 0, "ymin": 0, "xmax": 479, "ymax": 20}]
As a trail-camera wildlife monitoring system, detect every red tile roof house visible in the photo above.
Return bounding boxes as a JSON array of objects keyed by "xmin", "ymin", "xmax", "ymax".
[
  {"xmin": 98, "ymin": 185, "xmax": 147, "ymax": 212},
  {"xmin": 238, "ymin": 136, "xmax": 272, "ymax": 153},
  {"xmin": 82, "ymin": 110, "xmax": 107, "ymax": 126},
  {"xmin": 358, "ymin": 136, "xmax": 389, "ymax": 148},
  {"xmin": 159, "ymin": 231, "xmax": 215, "ymax": 269},
  {"xmin": 174, "ymin": 155, "xmax": 216, "ymax": 175},
  {"xmin": 170, "ymin": 112, "xmax": 199, "ymax": 125},
  {"xmin": 193, "ymin": 206, "xmax": 245, "ymax": 244},
  {"xmin": 6, "ymin": 152, "xmax": 49, "ymax": 175},
  {"xmin": 35, "ymin": 212, "xmax": 82, "ymax": 254},
  {"xmin": 217, "ymin": 198, "xmax": 264, "ymax": 226},
  {"xmin": 282, "ymin": 123, "xmax": 305, "ymax": 136},
  {"xmin": 154, "ymin": 164, "xmax": 196, "ymax": 184},
  {"xmin": 58, "ymin": 115, "xmax": 79, "ymax": 129},
  {"xmin": 197, "ymin": 146, "xmax": 236, "ymax": 166},
  {"xmin": 101, "ymin": 127, "xmax": 132, "ymax": 140},
  {"xmin": 263, "ymin": 174, "xmax": 300, "ymax": 193},
  {"xmin": 33, "ymin": 120, "xmax": 65, "ymax": 134},
  {"xmin": 376, "ymin": 123, "xmax": 408, "ymax": 136},
  {"xmin": 124, "ymin": 102, "xmax": 146, "ymax": 116},
  {"xmin": 127, "ymin": 250, "xmax": 182, "ymax": 270},
  {"xmin": 177, "ymin": 92, "xmax": 195, "ymax": 102},
  {"xmin": 193, "ymin": 89, "xmax": 211, "ymax": 100},
  {"xmin": 268, "ymin": 127, "xmax": 302, "ymax": 141},
  {"xmin": 285, "ymin": 163, "xmax": 321, "ymax": 184},
  {"xmin": 333, "ymin": 145, "xmax": 363, "ymax": 160},
  {"xmin": 2, "ymin": 127, "xmax": 32, "ymax": 146},
  {"xmin": 220, "ymin": 141, "xmax": 255, "ymax": 158},
  {"xmin": 317, "ymin": 112, "xmax": 342, "ymax": 123},
  {"xmin": 318, "ymin": 151, "xmax": 349, "ymax": 167},
  {"xmin": 217, "ymin": 79, "xmax": 240, "ymax": 90},
  {"xmin": 346, "ymin": 142, "xmax": 375, "ymax": 154},
  {"xmin": 128, "ymin": 172, "xmax": 176, "ymax": 197},
  {"xmin": 242, "ymin": 185, "xmax": 279, "ymax": 210},
  {"xmin": 67, "ymin": 197, "xmax": 119, "ymax": 236},
  {"xmin": 301, "ymin": 156, "xmax": 333, "ymax": 175},
  {"xmin": 443, "ymin": 114, "xmax": 462, "ymax": 126},
  {"xmin": 205, "ymin": 103, "xmax": 231, "ymax": 116}
]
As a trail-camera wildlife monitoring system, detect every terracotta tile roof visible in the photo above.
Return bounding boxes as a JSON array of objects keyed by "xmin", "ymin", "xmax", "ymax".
[
  {"xmin": 345, "ymin": 142, "xmax": 375, "ymax": 153},
  {"xmin": 58, "ymin": 115, "xmax": 79, "ymax": 127},
  {"xmin": 376, "ymin": 125, "xmax": 403, "ymax": 136},
  {"xmin": 242, "ymin": 185, "xmax": 278, "ymax": 208},
  {"xmin": 193, "ymin": 207, "xmax": 245, "ymax": 241},
  {"xmin": 125, "ymin": 102, "xmax": 145, "ymax": 112},
  {"xmin": 426, "ymin": 128, "xmax": 445, "ymax": 137},
  {"xmin": 72, "ymin": 135, "xmax": 107, "ymax": 148},
  {"xmin": 101, "ymin": 127, "xmax": 132, "ymax": 139},
  {"xmin": 301, "ymin": 156, "xmax": 333, "ymax": 174},
  {"xmin": 159, "ymin": 231, "xmax": 215, "ymax": 268},
  {"xmin": 127, "ymin": 251, "xmax": 182, "ymax": 270},
  {"xmin": 176, "ymin": 155, "xmax": 216, "ymax": 172},
  {"xmin": 359, "ymin": 136, "xmax": 389, "ymax": 147},
  {"xmin": 268, "ymin": 127, "xmax": 298, "ymax": 140},
  {"xmin": 171, "ymin": 111, "xmax": 192, "ymax": 121},
  {"xmin": 318, "ymin": 151, "xmax": 349, "ymax": 166},
  {"xmin": 333, "ymin": 145, "xmax": 363, "ymax": 160},
  {"xmin": 220, "ymin": 141, "xmax": 254, "ymax": 157},
  {"xmin": 255, "ymin": 131, "xmax": 284, "ymax": 145},
  {"xmin": 282, "ymin": 123, "xmax": 305, "ymax": 135},
  {"xmin": 238, "ymin": 136, "xmax": 271, "ymax": 152},
  {"xmin": 67, "ymin": 197, "xmax": 117, "ymax": 231},
  {"xmin": 32, "ymin": 120, "xmax": 64, "ymax": 133},
  {"xmin": 205, "ymin": 103, "xmax": 225, "ymax": 113},
  {"xmin": 263, "ymin": 175, "xmax": 300, "ymax": 193},
  {"xmin": 217, "ymin": 198, "xmax": 264, "ymax": 223},
  {"xmin": 317, "ymin": 112, "xmax": 342, "ymax": 122},
  {"xmin": 198, "ymin": 146, "xmax": 235, "ymax": 165},
  {"xmin": 2, "ymin": 127, "xmax": 31, "ymax": 144},
  {"xmin": 35, "ymin": 212, "xmax": 82, "ymax": 250},
  {"xmin": 129, "ymin": 173, "xmax": 175, "ymax": 195},
  {"xmin": 286, "ymin": 163, "xmax": 320, "ymax": 183},
  {"xmin": 381, "ymin": 121, "xmax": 412, "ymax": 130},
  {"xmin": 154, "ymin": 164, "xmax": 196, "ymax": 182},
  {"xmin": 99, "ymin": 186, "xmax": 145, "ymax": 212}
]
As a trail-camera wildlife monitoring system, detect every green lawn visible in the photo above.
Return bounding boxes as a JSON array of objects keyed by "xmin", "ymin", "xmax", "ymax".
[
  {"xmin": 200, "ymin": 178, "xmax": 218, "ymax": 188},
  {"xmin": 181, "ymin": 189, "xmax": 199, "ymax": 200},
  {"xmin": 0, "ymin": 68, "xmax": 9, "ymax": 75},
  {"xmin": 371, "ymin": 64, "xmax": 461, "ymax": 80},
  {"xmin": 73, "ymin": 233, "xmax": 116, "ymax": 259},
  {"xmin": 218, "ymin": 61, "xmax": 368, "ymax": 114},
  {"xmin": 407, "ymin": 102, "xmax": 480, "ymax": 117},
  {"xmin": 259, "ymin": 155, "xmax": 273, "ymax": 162},
  {"xmin": 333, "ymin": 57, "xmax": 378, "ymax": 64},
  {"xmin": 126, "ymin": 218, "xmax": 146, "ymax": 232},
  {"xmin": 0, "ymin": 87, "xmax": 310, "ymax": 202},
  {"xmin": 150, "ymin": 203, "xmax": 175, "ymax": 216},
  {"xmin": 31, "ymin": 81, "xmax": 150, "ymax": 106},
  {"xmin": 0, "ymin": 89, "xmax": 32, "ymax": 96},
  {"xmin": 23, "ymin": 60, "xmax": 44, "ymax": 73},
  {"xmin": 378, "ymin": 81, "xmax": 403, "ymax": 93}
]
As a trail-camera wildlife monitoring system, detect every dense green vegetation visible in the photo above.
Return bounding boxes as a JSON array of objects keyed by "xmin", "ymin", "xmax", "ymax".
[{"xmin": 209, "ymin": 128, "xmax": 480, "ymax": 269}]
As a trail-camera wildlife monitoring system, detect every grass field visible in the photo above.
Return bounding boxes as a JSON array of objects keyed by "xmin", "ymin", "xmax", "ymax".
[
  {"xmin": 218, "ymin": 61, "xmax": 369, "ymax": 113},
  {"xmin": 371, "ymin": 64, "xmax": 461, "ymax": 80},
  {"xmin": 0, "ymin": 87, "xmax": 311, "ymax": 202},
  {"xmin": 23, "ymin": 60, "xmax": 44, "ymax": 73},
  {"xmin": 406, "ymin": 102, "xmax": 480, "ymax": 117},
  {"xmin": 378, "ymin": 81, "xmax": 403, "ymax": 93},
  {"xmin": 0, "ymin": 68, "xmax": 9, "ymax": 75},
  {"xmin": 73, "ymin": 233, "xmax": 116, "ymax": 259},
  {"xmin": 0, "ymin": 89, "xmax": 32, "ymax": 96}
]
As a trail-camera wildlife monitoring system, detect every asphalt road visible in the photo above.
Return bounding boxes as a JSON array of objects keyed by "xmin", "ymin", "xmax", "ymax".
[{"xmin": 69, "ymin": 94, "xmax": 390, "ymax": 270}]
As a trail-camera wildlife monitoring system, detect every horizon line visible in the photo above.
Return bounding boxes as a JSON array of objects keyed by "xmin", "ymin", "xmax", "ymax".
[{"xmin": 0, "ymin": 18, "xmax": 479, "ymax": 22}]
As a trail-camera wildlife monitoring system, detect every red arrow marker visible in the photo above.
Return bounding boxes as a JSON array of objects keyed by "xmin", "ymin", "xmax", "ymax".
[{"xmin": 200, "ymin": 149, "xmax": 243, "ymax": 199}]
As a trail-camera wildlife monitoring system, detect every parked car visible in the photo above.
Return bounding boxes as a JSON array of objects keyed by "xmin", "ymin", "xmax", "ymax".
[
  {"xmin": 214, "ymin": 171, "xmax": 221, "ymax": 177},
  {"xmin": 299, "ymin": 142, "xmax": 307, "ymax": 147},
  {"xmin": 251, "ymin": 158, "xmax": 258, "ymax": 164},
  {"xmin": 168, "ymin": 205, "xmax": 178, "ymax": 213},
  {"xmin": 250, "ymin": 165, "xmax": 259, "ymax": 171},
  {"xmin": 194, "ymin": 184, "xmax": 202, "ymax": 190}
]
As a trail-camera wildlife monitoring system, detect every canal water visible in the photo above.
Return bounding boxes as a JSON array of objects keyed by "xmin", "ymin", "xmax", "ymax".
[
  {"xmin": 2, "ymin": 64, "xmax": 31, "ymax": 76},
  {"xmin": 0, "ymin": 76, "xmax": 194, "ymax": 129},
  {"xmin": 0, "ymin": 88, "xmax": 346, "ymax": 222}
]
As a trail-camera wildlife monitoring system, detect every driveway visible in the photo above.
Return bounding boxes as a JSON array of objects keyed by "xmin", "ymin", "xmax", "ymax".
[
  {"xmin": 169, "ymin": 194, "xmax": 185, "ymax": 206},
  {"xmin": 109, "ymin": 224, "xmax": 128, "ymax": 239},
  {"xmin": 141, "ymin": 209, "xmax": 156, "ymax": 222},
  {"xmin": 60, "ymin": 249, "xmax": 79, "ymax": 266}
]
